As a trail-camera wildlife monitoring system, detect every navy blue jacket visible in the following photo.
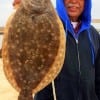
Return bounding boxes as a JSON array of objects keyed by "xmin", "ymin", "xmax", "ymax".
[{"xmin": 34, "ymin": 0, "xmax": 100, "ymax": 100}]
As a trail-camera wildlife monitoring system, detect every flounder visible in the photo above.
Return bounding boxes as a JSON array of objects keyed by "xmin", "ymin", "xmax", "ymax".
[{"xmin": 2, "ymin": 0, "xmax": 66, "ymax": 100}]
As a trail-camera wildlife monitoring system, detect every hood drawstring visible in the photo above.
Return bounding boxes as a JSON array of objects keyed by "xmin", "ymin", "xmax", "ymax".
[{"xmin": 87, "ymin": 29, "xmax": 95, "ymax": 65}]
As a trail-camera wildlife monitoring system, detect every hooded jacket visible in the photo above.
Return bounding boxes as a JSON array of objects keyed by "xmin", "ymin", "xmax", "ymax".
[{"xmin": 34, "ymin": 0, "xmax": 100, "ymax": 100}]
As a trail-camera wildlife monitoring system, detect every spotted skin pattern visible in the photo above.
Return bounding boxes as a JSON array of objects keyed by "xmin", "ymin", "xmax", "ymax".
[{"xmin": 2, "ymin": 0, "xmax": 66, "ymax": 100}]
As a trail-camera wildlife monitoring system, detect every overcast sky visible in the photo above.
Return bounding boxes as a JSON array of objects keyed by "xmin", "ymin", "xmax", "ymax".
[{"xmin": 0, "ymin": 0, "xmax": 100, "ymax": 27}]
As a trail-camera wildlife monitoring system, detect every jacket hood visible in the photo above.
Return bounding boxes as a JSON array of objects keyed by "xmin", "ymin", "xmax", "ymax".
[{"xmin": 56, "ymin": 0, "xmax": 92, "ymax": 37}]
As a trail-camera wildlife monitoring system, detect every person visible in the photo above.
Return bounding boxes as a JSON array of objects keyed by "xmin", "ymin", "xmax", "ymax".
[
  {"xmin": 34, "ymin": 0, "xmax": 100, "ymax": 100},
  {"xmin": 12, "ymin": 0, "xmax": 100, "ymax": 100}
]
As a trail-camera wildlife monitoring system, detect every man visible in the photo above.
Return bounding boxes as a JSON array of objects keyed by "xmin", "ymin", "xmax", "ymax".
[
  {"xmin": 13, "ymin": 0, "xmax": 100, "ymax": 100},
  {"xmin": 34, "ymin": 0, "xmax": 100, "ymax": 100}
]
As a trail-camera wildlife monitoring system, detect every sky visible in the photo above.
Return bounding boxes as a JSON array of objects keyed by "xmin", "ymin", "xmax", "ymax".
[{"xmin": 0, "ymin": 0, "xmax": 100, "ymax": 27}]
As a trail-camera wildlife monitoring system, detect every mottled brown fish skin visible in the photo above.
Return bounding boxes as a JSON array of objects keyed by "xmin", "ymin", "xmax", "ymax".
[
  {"xmin": 7, "ymin": 7, "xmax": 60, "ymax": 88},
  {"xmin": 18, "ymin": 88, "xmax": 33, "ymax": 100},
  {"xmin": 2, "ymin": 0, "xmax": 66, "ymax": 100}
]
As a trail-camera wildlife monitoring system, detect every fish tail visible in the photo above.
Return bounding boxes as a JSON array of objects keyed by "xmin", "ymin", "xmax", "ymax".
[{"xmin": 18, "ymin": 88, "xmax": 33, "ymax": 100}]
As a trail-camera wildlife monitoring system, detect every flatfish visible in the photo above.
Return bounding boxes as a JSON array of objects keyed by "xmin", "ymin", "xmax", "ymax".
[{"xmin": 2, "ymin": 0, "xmax": 66, "ymax": 100}]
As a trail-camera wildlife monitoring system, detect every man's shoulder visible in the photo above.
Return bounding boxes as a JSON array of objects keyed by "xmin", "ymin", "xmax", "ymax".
[
  {"xmin": 90, "ymin": 25, "xmax": 100, "ymax": 36},
  {"xmin": 89, "ymin": 25, "xmax": 100, "ymax": 56},
  {"xmin": 89, "ymin": 25, "xmax": 100, "ymax": 43}
]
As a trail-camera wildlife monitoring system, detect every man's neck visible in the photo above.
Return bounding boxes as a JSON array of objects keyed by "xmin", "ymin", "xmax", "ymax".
[
  {"xmin": 71, "ymin": 21, "xmax": 81, "ymax": 33},
  {"xmin": 71, "ymin": 21, "xmax": 78, "ymax": 29}
]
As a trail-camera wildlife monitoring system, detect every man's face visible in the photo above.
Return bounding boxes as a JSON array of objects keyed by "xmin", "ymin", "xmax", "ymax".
[{"xmin": 64, "ymin": 0, "xmax": 84, "ymax": 21}]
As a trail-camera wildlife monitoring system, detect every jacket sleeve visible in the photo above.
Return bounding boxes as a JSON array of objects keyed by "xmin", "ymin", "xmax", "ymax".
[
  {"xmin": 95, "ymin": 46, "xmax": 100, "ymax": 100},
  {"xmin": 34, "ymin": 83, "xmax": 54, "ymax": 100}
]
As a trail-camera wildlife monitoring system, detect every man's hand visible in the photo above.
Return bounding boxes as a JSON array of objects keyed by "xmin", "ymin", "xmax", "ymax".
[{"xmin": 13, "ymin": 0, "xmax": 21, "ymax": 6}]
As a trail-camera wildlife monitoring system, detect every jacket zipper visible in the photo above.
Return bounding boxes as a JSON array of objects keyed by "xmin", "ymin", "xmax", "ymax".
[
  {"xmin": 75, "ymin": 39, "xmax": 81, "ymax": 75},
  {"xmin": 75, "ymin": 39, "xmax": 81, "ymax": 100}
]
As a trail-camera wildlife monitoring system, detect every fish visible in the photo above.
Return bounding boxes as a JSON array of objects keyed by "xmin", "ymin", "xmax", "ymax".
[{"xmin": 2, "ymin": 0, "xmax": 66, "ymax": 100}]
